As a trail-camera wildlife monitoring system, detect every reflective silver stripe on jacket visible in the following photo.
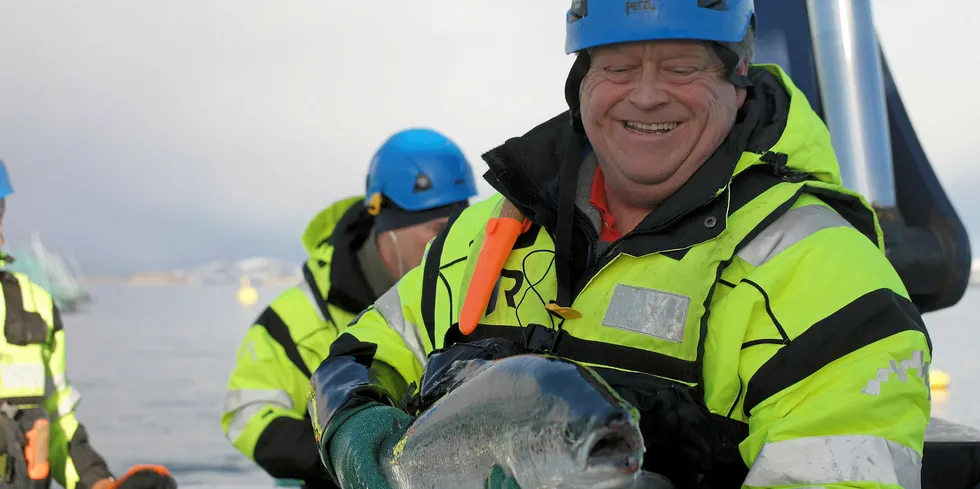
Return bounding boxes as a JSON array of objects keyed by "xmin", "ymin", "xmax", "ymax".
[
  {"xmin": 56, "ymin": 389, "xmax": 81, "ymax": 417},
  {"xmin": 374, "ymin": 283, "xmax": 428, "ymax": 368},
  {"xmin": 224, "ymin": 388, "xmax": 293, "ymax": 442},
  {"xmin": 738, "ymin": 204, "xmax": 854, "ymax": 267},
  {"xmin": 0, "ymin": 363, "xmax": 45, "ymax": 391},
  {"xmin": 744, "ymin": 434, "xmax": 921, "ymax": 489}
]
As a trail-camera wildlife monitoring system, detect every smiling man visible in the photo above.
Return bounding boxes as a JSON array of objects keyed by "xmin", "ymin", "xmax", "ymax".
[{"xmin": 307, "ymin": 2, "xmax": 931, "ymax": 488}]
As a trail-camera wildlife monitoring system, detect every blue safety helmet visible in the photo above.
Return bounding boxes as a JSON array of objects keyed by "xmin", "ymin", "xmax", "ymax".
[
  {"xmin": 0, "ymin": 160, "xmax": 12, "ymax": 200},
  {"xmin": 565, "ymin": 0, "xmax": 755, "ymax": 54},
  {"xmin": 364, "ymin": 128, "xmax": 478, "ymax": 215}
]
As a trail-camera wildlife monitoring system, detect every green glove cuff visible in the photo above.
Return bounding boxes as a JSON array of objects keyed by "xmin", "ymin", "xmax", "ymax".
[
  {"xmin": 485, "ymin": 464, "xmax": 522, "ymax": 489},
  {"xmin": 317, "ymin": 401, "xmax": 384, "ymax": 482},
  {"xmin": 325, "ymin": 404, "xmax": 413, "ymax": 489},
  {"xmin": 318, "ymin": 402, "xmax": 381, "ymax": 455}
]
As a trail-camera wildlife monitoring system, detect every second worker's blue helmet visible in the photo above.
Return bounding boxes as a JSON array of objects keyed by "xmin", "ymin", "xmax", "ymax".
[{"xmin": 365, "ymin": 128, "xmax": 478, "ymax": 232}]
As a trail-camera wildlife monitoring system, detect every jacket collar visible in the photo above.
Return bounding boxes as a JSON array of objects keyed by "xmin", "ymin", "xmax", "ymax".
[{"xmin": 319, "ymin": 202, "xmax": 377, "ymax": 314}]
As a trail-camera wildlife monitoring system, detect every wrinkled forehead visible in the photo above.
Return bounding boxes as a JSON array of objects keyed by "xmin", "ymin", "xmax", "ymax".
[{"xmin": 590, "ymin": 39, "xmax": 719, "ymax": 61}]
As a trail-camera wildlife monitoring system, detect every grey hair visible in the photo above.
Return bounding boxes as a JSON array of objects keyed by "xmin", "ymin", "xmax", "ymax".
[{"xmin": 719, "ymin": 24, "xmax": 756, "ymax": 65}]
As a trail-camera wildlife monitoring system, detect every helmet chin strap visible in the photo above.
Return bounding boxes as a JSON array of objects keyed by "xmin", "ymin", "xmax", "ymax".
[{"xmin": 388, "ymin": 230, "xmax": 406, "ymax": 278}]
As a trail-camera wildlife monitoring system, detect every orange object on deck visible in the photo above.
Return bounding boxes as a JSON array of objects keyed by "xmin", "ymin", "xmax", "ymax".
[
  {"xmin": 24, "ymin": 418, "xmax": 50, "ymax": 480},
  {"xmin": 105, "ymin": 464, "xmax": 173, "ymax": 489},
  {"xmin": 459, "ymin": 201, "xmax": 529, "ymax": 335}
]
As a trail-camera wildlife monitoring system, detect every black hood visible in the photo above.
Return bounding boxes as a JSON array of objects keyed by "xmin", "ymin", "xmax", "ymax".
[{"xmin": 325, "ymin": 203, "xmax": 377, "ymax": 314}]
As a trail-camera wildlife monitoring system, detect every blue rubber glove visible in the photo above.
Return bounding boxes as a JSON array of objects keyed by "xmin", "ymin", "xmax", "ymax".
[
  {"xmin": 484, "ymin": 465, "xmax": 521, "ymax": 489},
  {"xmin": 327, "ymin": 404, "xmax": 412, "ymax": 489}
]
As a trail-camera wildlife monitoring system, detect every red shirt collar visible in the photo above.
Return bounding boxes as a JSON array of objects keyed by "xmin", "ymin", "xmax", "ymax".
[{"xmin": 589, "ymin": 165, "xmax": 622, "ymax": 242}]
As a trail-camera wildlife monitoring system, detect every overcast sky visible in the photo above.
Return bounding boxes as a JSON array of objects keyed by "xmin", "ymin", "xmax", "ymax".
[{"xmin": 0, "ymin": 1, "xmax": 977, "ymax": 275}]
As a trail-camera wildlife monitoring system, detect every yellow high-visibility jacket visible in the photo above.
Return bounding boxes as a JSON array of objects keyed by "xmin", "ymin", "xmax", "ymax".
[
  {"xmin": 0, "ymin": 271, "xmax": 113, "ymax": 489},
  {"xmin": 310, "ymin": 65, "xmax": 930, "ymax": 489},
  {"xmin": 222, "ymin": 196, "xmax": 379, "ymax": 487}
]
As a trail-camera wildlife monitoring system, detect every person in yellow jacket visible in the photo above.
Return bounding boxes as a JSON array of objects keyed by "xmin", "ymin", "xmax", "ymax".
[
  {"xmin": 221, "ymin": 128, "xmax": 478, "ymax": 488},
  {"xmin": 0, "ymin": 161, "xmax": 176, "ymax": 489},
  {"xmin": 307, "ymin": 2, "xmax": 932, "ymax": 488}
]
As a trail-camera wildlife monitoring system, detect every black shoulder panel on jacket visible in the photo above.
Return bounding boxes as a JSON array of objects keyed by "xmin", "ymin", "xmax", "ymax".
[
  {"xmin": 744, "ymin": 288, "xmax": 930, "ymax": 417},
  {"xmin": 255, "ymin": 307, "xmax": 312, "ymax": 378}
]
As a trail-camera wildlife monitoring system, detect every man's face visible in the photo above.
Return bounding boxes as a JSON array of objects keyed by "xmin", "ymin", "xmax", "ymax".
[
  {"xmin": 389, "ymin": 216, "xmax": 451, "ymax": 273},
  {"xmin": 580, "ymin": 40, "xmax": 748, "ymax": 195}
]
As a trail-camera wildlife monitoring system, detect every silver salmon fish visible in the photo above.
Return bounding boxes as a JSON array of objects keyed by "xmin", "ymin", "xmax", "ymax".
[{"xmin": 379, "ymin": 354, "xmax": 668, "ymax": 489}]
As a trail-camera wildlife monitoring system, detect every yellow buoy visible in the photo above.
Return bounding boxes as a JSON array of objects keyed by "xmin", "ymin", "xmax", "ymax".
[
  {"xmin": 931, "ymin": 368, "xmax": 951, "ymax": 390},
  {"xmin": 237, "ymin": 276, "xmax": 258, "ymax": 307}
]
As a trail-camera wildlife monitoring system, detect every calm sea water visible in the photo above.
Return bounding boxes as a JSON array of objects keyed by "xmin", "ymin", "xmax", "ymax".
[{"xmin": 59, "ymin": 283, "xmax": 980, "ymax": 489}]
